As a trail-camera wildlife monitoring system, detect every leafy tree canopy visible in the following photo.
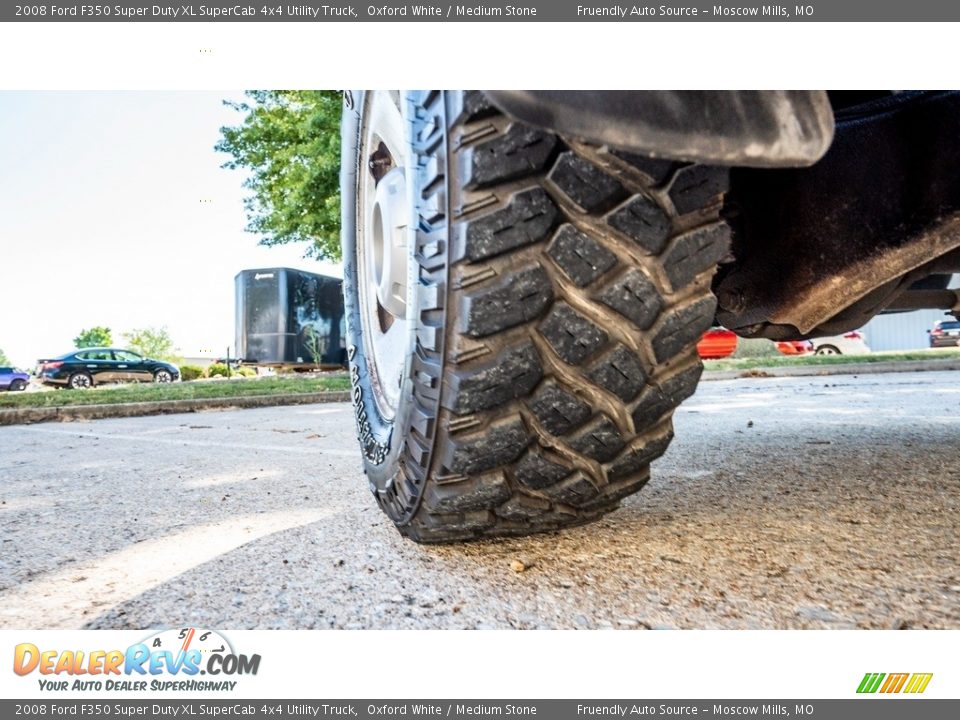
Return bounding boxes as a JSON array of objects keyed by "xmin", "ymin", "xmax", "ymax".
[
  {"xmin": 216, "ymin": 90, "xmax": 342, "ymax": 260},
  {"xmin": 0, "ymin": 347, "xmax": 9, "ymax": 365},
  {"xmin": 123, "ymin": 327, "xmax": 176, "ymax": 361},
  {"xmin": 74, "ymin": 326, "xmax": 113, "ymax": 348}
]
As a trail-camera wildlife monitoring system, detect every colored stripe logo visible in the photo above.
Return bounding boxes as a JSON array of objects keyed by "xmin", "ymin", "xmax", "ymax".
[{"xmin": 857, "ymin": 672, "xmax": 933, "ymax": 694}]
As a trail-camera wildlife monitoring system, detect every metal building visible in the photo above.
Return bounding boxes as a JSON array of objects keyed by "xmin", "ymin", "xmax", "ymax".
[{"xmin": 861, "ymin": 274, "xmax": 959, "ymax": 351}]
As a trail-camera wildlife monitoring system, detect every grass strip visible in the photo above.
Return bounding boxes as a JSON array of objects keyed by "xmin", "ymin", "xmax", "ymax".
[
  {"xmin": 704, "ymin": 349, "xmax": 960, "ymax": 372},
  {"xmin": 0, "ymin": 375, "xmax": 350, "ymax": 409}
]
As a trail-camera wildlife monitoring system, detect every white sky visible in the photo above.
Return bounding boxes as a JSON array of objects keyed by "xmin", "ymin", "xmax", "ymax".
[{"xmin": 0, "ymin": 91, "xmax": 341, "ymax": 367}]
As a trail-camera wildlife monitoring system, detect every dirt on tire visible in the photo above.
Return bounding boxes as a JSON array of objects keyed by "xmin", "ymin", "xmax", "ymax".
[{"xmin": 346, "ymin": 91, "xmax": 731, "ymax": 542}]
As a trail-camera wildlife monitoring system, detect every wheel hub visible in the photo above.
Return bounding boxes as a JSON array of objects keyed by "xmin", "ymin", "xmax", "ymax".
[{"xmin": 369, "ymin": 166, "xmax": 408, "ymax": 321}]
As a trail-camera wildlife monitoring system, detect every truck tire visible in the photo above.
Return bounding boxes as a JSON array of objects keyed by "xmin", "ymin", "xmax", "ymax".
[{"xmin": 342, "ymin": 90, "xmax": 729, "ymax": 542}]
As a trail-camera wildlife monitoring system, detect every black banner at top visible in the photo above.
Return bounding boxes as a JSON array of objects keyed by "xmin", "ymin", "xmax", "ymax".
[{"xmin": 3, "ymin": 1, "xmax": 960, "ymax": 22}]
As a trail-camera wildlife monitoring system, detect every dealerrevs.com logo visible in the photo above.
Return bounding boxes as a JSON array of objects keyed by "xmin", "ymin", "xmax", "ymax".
[
  {"xmin": 857, "ymin": 673, "xmax": 933, "ymax": 694},
  {"xmin": 13, "ymin": 628, "xmax": 261, "ymax": 693}
]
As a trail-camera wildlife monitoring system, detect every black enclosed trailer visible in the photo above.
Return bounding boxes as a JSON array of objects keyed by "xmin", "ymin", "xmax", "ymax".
[{"xmin": 235, "ymin": 268, "xmax": 347, "ymax": 368}]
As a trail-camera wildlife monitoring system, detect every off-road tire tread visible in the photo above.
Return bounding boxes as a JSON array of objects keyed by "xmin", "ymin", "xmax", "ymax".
[{"xmin": 382, "ymin": 92, "xmax": 728, "ymax": 542}]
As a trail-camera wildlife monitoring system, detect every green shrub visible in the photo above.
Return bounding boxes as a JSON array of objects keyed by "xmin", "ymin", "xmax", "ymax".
[
  {"xmin": 236, "ymin": 367, "xmax": 257, "ymax": 377},
  {"xmin": 179, "ymin": 365, "xmax": 205, "ymax": 382},
  {"xmin": 732, "ymin": 338, "xmax": 780, "ymax": 359},
  {"xmin": 207, "ymin": 363, "xmax": 230, "ymax": 378}
]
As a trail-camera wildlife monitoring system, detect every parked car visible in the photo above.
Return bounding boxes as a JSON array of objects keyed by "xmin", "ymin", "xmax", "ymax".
[
  {"xmin": 812, "ymin": 330, "xmax": 871, "ymax": 355},
  {"xmin": 36, "ymin": 348, "xmax": 180, "ymax": 389},
  {"xmin": 775, "ymin": 340, "xmax": 815, "ymax": 356},
  {"xmin": 929, "ymin": 319, "xmax": 960, "ymax": 347},
  {"xmin": 0, "ymin": 367, "xmax": 30, "ymax": 392},
  {"xmin": 697, "ymin": 327, "xmax": 738, "ymax": 360}
]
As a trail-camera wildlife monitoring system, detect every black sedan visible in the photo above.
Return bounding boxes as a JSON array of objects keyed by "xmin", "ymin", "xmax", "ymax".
[{"xmin": 37, "ymin": 348, "xmax": 180, "ymax": 389}]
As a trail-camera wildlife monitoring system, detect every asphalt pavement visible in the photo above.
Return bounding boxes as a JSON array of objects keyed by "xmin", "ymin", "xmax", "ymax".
[{"xmin": 1, "ymin": 371, "xmax": 958, "ymax": 629}]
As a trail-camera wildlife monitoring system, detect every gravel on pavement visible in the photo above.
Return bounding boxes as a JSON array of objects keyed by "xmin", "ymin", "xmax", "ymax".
[{"xmin": 0, "ymin": 371, "xmax": 957, "ymax": 629}]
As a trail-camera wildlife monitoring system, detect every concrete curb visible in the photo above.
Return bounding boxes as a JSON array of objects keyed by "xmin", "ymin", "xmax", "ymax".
[
  {"xmin": 0, "ymin": 391, "xmax": 351, "ymax": 426},
  {"xmin": 702, "ymin": 358, "xmax": 960, "ymax": 381}
]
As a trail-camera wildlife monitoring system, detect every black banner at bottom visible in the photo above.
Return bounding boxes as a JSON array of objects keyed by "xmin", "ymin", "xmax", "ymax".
[{"xmin": 1, "ymin": 700, "xmax": 957, "ymax": 720}]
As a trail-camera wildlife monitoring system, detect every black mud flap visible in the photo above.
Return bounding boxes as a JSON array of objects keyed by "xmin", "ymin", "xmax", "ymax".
[{"xmin": 484, "ymin": 90, "xmax": 834, "ymax": 168}]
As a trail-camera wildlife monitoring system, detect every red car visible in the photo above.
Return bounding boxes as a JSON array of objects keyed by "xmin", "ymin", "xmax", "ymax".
[
  {"xmin": 697, "ymin": 328, "xmax": 738, "ymax": 359},
  {"xmin": 775, "ymin": 340, "xmax": 815, "ymax": 355}
]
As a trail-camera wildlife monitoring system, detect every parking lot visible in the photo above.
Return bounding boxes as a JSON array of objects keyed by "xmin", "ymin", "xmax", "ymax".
[{"xmin": 0, "ymin": 370, "xmax": 958, "ymax": 630}]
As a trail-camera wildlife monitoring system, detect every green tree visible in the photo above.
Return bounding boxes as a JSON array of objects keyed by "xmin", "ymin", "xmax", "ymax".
[
  {"xmin": 123, "ymin": 327, "xmax": 176, "ymax": 360},
  {"xmin": 0, "ymin": 347, "xmax": 9, "ymax": 365},
  {"xmin": 74, "ymin": 326, "xmax": 113, "ymax": 348},
  {"xmin": 216, "ymin": 90, "xmax": 342, "ymax": 260}
]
